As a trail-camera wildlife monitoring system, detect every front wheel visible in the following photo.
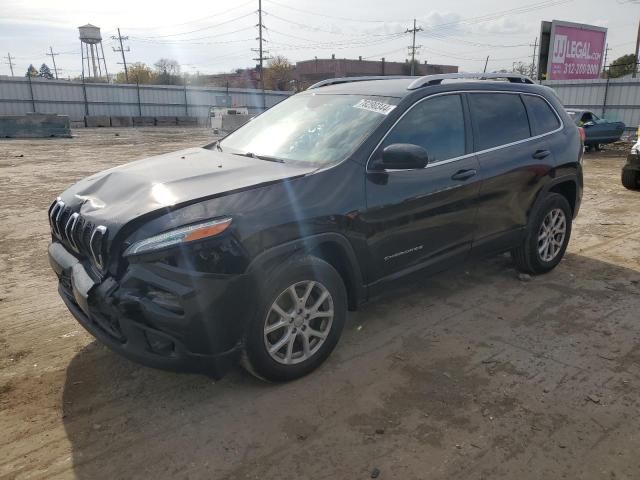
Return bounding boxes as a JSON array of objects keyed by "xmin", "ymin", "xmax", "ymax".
[
  {"xmin": 243, "ymin": 255, "xmax": 347, "ymax": 382},
  {"xmin": 511, "ymin": 193, "xmax": 572, "ymax": 274},
  {"xmin": 622, "ymin": 169, "xmax": 639, "ymax": 190}
]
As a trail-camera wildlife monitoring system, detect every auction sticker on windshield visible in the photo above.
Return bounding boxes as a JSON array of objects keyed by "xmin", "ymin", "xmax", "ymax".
[{"xmin": 353, "ymin": 99, "xmax": 396, "ymax": 115}]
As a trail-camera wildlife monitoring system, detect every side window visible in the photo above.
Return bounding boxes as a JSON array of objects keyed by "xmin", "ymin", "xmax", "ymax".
[
  {"xmin": 469, "ymin": 93, "xmax": 531, "ymax": 151},
  {"xmin": 382, "ymin": 94, "xmax": 465, "ymax": 163},
  {"xmin": 522, "ymin": 95, "xmax": 561, "ymax": 135}
]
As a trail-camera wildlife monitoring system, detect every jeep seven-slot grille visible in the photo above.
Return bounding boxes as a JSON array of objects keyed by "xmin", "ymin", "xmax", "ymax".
[{"xmin": 48, "ymin": 198, "xmax": 108, "ymax": 270}]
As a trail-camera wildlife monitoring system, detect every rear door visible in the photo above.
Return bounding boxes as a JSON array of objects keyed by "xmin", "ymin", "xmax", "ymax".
[
  {"xmin": 362, "ymin": 93, "xmax": 481, "ymax": 282},
  {"xmin": 468, "ymin": 91, "xmax": 556, "ymax": 256}
]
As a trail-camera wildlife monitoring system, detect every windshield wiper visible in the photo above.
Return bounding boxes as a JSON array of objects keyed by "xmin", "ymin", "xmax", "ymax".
[{"xmin": 234, "ymin": 152, "xmax": 285, "ymax": 163}]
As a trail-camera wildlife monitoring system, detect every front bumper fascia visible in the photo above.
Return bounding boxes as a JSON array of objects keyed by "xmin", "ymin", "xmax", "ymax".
[{"xmin": 49, "ymin": 241, "xmax": 253, "ymax": 378}]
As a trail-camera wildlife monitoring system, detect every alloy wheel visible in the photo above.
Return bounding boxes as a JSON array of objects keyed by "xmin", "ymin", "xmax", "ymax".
[
  {"xmin": 537, "ymin": 208, "xmax": 567, "ymax": 262},
  {"xmin": 263, "ymin": 280, "xmax": 334, "ymax": 365}
]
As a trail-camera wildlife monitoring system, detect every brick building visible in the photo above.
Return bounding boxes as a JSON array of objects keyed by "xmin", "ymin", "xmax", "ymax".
[{"xmin": 294, "ymin": 55, "xmax": 458, "ymax": 87}]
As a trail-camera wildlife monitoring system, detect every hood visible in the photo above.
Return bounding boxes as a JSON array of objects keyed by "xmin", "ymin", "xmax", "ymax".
[{"xmin": 60, "ymin": 147, "xmax": 317, "ymax": 226}]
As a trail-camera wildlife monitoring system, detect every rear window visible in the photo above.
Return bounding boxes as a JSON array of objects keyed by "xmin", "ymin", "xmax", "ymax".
[
  {"xmin": 523, "ymin": 95, "xmax": 561, "ymax": 135},
  {"xmin": 469, "ymin": 93, "xmax": 531, "ymax": 151}
]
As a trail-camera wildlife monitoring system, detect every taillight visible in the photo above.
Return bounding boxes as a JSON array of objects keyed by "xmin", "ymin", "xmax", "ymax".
[{"xmin": 578, "ymin": 127, "xmax": 586, "ymax": 143}]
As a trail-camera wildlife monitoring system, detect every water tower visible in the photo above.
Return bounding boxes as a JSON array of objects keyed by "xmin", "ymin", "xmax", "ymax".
[{"xmin": 79, "ymin": 24, "xmax": 109, "ymax": 80}]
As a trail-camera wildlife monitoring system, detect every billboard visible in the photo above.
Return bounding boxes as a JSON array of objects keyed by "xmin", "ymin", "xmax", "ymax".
[{"xmin": 538, "ymin": 20, "xmax": 607, "ymax": 80}]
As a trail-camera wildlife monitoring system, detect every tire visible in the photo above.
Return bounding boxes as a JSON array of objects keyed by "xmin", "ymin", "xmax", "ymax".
[
  {"xmin": 622, "ymin": 169, "xmax": 639, "ymax": 190},
  {"xmin": 511, "ymin": 193, "xmax": 572, "ymax": 275},
  {"xmin": 243, "ymin": 255, "xmax": 347, "ymax": 382}
]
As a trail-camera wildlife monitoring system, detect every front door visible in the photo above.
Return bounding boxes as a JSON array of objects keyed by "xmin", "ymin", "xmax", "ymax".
[{"xmin": 362, "ymin": 93, "xmax": 481, "ymax": 283}]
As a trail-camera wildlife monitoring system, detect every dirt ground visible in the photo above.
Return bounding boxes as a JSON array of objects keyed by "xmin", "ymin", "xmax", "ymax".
[{"xmin": 1, "ymin": 128, "xmax": 639, "ymax": 480}]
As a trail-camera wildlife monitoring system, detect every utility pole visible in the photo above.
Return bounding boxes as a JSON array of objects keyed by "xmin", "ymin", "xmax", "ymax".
[
  {"xmin": 530, "ymin": 36, "xmax": 538, "ymax": 80},
  {"xmin": 483, "ymin": 56, "xmax": 490, "ymax": 73},
  {"xmin": 634, "ymin": 20, "xmax": 640, "ymax": 78},
  {"xmin": 112, "ymin": 28, "xmax": 130, "ymax": 82},
  {"xmin": 602, "ymin": 43, "xmax": 611, "ymax": 78},
  {"xmin": 5, "ymin": 52, "xmax": 15, "ymax": 76},
  {"xmin": 252, "ymin": 0, "xmax": 270, "ymax": 110},
  {"xmin": 46, "ymin": 47, "xmax": 60, "ymax": 79},
  {"xmin": 406, "ymin": 19, "xmax": 423, "ymax": 76}
]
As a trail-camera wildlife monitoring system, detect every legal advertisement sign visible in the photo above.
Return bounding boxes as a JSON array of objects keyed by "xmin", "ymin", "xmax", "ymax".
[{"xmin": 544, "ymin": 20, "xmax": 607, "ymax": 80}]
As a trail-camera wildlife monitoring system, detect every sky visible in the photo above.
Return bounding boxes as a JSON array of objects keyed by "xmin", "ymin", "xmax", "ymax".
[{"xmin": 0, "ymin": 0, "xmax": 638, "ymax": 79}]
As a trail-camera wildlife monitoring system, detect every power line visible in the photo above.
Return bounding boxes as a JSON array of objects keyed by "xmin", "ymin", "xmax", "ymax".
[
  {"xmin": 112, "ymin": 28, "xmax": 130, "ymax": 82},
  {"xmin": 138, "ymin": 11, "xmax": 256, "ymax": 39},
  {"xmin": 122, "ymin": 0, "xmax": 255, "ymax": 31},
  {"xmin": 130, "ymin": 26, "xmax": 256, "ymax": 44},
  {"xmin": 263, "ymin": 0, "xmax": 394, "ymax": 23},
  {"xmin": 46, "ymin": 47, "xmax": 60, "ymax": 79},
  {"xmin": 406, "ymin": 19, "xmax": 423, "ymax": 75},
  {"xmin": 5, "ymin": 52, "xmax": 15, "ymax": 76}
]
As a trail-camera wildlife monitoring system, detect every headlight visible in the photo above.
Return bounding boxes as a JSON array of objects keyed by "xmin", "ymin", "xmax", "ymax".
[{"xmin": 124, "ymin": 217, "xmax": 232, "ymax": 256}]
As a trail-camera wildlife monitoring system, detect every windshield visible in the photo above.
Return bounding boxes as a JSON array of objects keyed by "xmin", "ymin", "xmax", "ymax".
[{"xmin": 219, "ymin": 93, "xmax": 400, "ymax": 165}]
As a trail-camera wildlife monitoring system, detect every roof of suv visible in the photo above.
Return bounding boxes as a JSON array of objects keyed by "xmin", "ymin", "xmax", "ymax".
[{"xmin": 307, "ymin": 73, "xmax": 539, "ymax": 98}]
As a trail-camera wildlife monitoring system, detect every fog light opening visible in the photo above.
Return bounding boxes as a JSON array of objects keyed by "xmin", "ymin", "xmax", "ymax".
[{"xmin": 144, "ymin": 330, "xmax": 175, "ymax": 356}]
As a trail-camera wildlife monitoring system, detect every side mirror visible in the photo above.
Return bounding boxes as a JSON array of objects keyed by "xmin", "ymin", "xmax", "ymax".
[
  {"xmin": 583, "ymin": 121, "xmax": 594, "ymax": 128},
  {"xmin": 376, "ymin": 143, "xmax": 429, "ymax": 170}
]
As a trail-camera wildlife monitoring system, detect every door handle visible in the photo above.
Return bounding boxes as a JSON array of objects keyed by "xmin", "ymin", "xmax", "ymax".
[
  {"xmin": 451, "ymin": 169, "xmax": 477, "ymax": 181},
  {"xmin": 532, "ymin": 149, "xmax": 551, "ymax": 159}
]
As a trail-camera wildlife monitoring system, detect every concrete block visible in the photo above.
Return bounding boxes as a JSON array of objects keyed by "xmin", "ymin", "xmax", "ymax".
[
  {"xmin": 132, "ymin": 116, "xmax": 155, "ymax": 126},
  {"xmin": 176, "ymin": 116, "xmax": 198, "ymax": 126},
  {"xmin": 221, "ymin": 114, "xmax": 250, "ymax": 133},
  {"xmin": 0, "ymin": 113, "xmax": 71, "ymax": 138},
  {"xmin": 85, "ymin": 115, "xmax": 110, "ymax": 127},
  {"xmin": 110, "ymin": 116, "xmax": 132, "ymax": 127},
  {"xmin": 155, "ymin": 116, "xmax": 177, "ymax": 126}
]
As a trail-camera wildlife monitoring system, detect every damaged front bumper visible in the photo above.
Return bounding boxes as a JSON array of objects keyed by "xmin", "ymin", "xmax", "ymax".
[{"xmin": 49, "ymin": 241, "xmax": 252, "ymax": 378}]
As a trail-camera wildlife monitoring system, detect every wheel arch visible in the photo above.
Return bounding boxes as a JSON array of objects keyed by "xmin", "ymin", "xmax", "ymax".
[
  {"xmin": 248, "ymin": 233, "xmax": 365, "ymax": 311},
  {"xmin": 530, "ymin": 175, "xmax": 579, "ymax": 220}
]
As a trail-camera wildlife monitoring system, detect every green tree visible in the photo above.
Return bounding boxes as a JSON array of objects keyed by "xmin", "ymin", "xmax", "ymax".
[
  {"xmin": 38, "ymin": 63, "xmax": 54, "ymax": 80},
  {"xmin": 608, "ymin": 53, "xmax": 636, "ymax": 78},
  {"xmin": 114, "ymin": 62, "xmax": 156, "ymax": 84},
  {"xmin": 25, "ymin": 64, "xmax": 38, "ymax": 77}
]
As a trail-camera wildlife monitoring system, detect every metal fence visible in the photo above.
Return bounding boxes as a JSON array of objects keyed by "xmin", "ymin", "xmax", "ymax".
[
  {"xmin": 1, "ymin": 75, "xmax": 638, "ymax": 130},
  {"xmin": 542, "ymin": 77, "xmax": 640, "ymax": 131},
  {"xmin": 0, "ymin": 76, "xmax": 292, "ymax": 121}
]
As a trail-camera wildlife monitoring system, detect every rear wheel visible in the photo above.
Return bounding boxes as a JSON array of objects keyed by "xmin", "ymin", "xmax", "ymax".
[
  {"xmin": 622, "ymin": 169, "xmax": 639, "ymax": 190},
  {"xmin": 511, "ymin": 193, "xmax": 572, "ymax": 274},
  {"xmin": 243, "ymin": 255, "xmax": 347, "ymax": 382}
]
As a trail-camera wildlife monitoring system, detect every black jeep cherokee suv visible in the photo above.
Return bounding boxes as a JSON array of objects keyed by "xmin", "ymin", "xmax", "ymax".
[{"xmin": 48, "ymin": 73, "xmax": 583, "ymax": 381}]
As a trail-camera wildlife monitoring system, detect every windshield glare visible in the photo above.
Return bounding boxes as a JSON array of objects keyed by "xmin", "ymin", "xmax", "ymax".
[{"xmin": 219, "ymin": 93, "xmax": 399, "ymax": 165}]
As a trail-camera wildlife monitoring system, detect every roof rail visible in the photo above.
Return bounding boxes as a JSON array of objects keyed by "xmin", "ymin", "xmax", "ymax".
[
  {"xmin": 307, "ymin": 75, "xmax": 412, "ymax": 90},
  {"xmin": 407, "ymin": 72, "xmax": 535, "ymax": 90}
]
